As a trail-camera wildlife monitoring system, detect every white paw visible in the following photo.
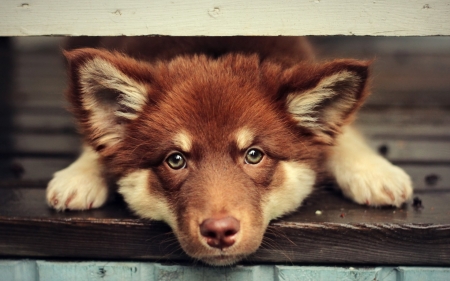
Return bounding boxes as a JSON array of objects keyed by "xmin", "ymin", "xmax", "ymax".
[
  {"xmin": 336, "ymin": 158, "xmax": 413, "ymax": 207},
  {"xmin": 46, "ymin": 166, "xmax": 108, "ymax": 211}
]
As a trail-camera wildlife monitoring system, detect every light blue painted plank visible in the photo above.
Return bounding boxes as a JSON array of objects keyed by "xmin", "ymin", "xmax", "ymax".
[
  {"xmin": 153, "ymin": 264, "xmax": 273, "ymax": 281},
  {"xmin": 4, "ymin": 260, "xmax": 450, "ymax": 281},
  {"xmin": 275, "ymin": 266, "xmax": 398, "ymax": 281},
  {"xmin": 398, "ymin": 267, "xmax": 450, "ymax": 281},
  {"xmin": 0, "ymin": 260, "xmax": 37, "ymax": 281},
  {"xmin": 37, "ymin": 261, "xmax": 145, "ymax": 281}
]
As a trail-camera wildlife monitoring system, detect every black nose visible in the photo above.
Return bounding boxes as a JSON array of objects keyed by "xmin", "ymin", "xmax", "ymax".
[{"xmin": 199, "ymin": 216, "xmax": 240, "ymax": 249}]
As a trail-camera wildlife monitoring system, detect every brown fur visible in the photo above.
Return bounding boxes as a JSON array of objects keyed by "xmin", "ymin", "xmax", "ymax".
[{"xmin": 62, "ymin": 37, "xmax": 371, "ymax": 265}]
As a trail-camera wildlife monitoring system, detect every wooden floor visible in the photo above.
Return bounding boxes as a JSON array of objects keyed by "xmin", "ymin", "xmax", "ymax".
[{"xmin": 0, "ymin": 37, "xmax": 449, "ymax": 266}]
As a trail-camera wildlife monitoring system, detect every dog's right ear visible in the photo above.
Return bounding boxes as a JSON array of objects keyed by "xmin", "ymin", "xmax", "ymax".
[
  {"xmin": 64, "ymin": 48, "xmax": 152, "ymax": 154},
  {"xmin": 280, "ymin": 59, "xmax": 371, "ymax": 144}
]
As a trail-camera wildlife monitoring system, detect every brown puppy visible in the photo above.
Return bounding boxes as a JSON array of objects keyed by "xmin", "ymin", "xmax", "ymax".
[{"xmin": 47, "ymin": 37, "xmax": 412, "ymax": 265}]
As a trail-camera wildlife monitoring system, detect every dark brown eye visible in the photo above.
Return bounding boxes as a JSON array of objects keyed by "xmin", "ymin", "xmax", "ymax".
[
  {"xmin": 245, "ymin": 148, "xmax": 264, "ymax": 164},
  {"xmin": 166, "ymin": 153, "xmax": 186, "ymax": 170}
]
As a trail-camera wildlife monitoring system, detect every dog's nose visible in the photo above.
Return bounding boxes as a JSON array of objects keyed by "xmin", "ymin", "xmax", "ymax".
[{"xmin": 200, "ymin": 216, "xmax": 240, "ymax": 249}]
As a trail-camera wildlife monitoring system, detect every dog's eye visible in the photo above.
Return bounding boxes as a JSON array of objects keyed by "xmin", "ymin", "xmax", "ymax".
[
  {"xmin": 245, "ymin": 148, "xmax": 264, "ymax": 165},
  {"xmin": 166, "ymin": 153, "xmax": 187, "ymax": 170}
]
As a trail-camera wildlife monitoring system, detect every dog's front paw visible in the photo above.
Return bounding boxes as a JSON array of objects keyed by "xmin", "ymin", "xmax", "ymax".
[
  {"xmin": 46, "ymin": 166, "xmax": 108, "ymax": 211},
  {"xmin": 336, "ymin": 158, "xmax": 413, "ymax": 207}
]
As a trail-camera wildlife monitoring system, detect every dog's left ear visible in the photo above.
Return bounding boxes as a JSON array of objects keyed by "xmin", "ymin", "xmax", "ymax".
[
  {"xmin": 63, "ymin": 48, "xmax": 153, "ymax": 154},
  {"xmin": 282, "ymin": 59, "xmax": 370, "ymax": 144}
]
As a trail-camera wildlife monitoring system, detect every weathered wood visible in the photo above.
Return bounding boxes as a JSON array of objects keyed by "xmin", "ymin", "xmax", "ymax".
[
  {"xmin": 1, "ymin": 157, "xmax": 448, "ymax": 192},
  {"xmin": 4, "ymin": 107, "xmax": 450, "ymax": 137},
  {"xmin": 0, "ymin": 134, "xmax": 80, "ymax": 156},
  {"xmin": 4, "ymin": 261, "xmax": 450, "ymax": 281},
  {"xmin": 3, "ymin": 132, "xmax": 449, "ymax": 163},
  {"xmin": 0, "ymin": 157, "xmax": 74, "ymax": 181},
  {"xmin": 356, "ymin": 108, "xmax": 450, "ymax": 138},
  {"xmin": 0, "ymin": 187, "xmax": 449, "ymax": 265},
  {"xmin": 401, "ymin": 165, "xmax": 450, "ymax": 191},
  {"xmin": 1, "ymin": 0, "xmax": 450, "ymax": 36},
  {"xmin": 7, "ymin": 37, "xmax": 450, "ymax": 110},
  {"xmin": 311, "ymin": 37, "xmax": 450, "ymax": 58}
]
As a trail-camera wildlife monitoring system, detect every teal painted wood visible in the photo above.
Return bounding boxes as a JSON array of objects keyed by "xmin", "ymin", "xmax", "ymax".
[
  {"xmin": 154, "ymin": 264, "xmax": 274, "ymax": 281},
  {"xmin": 0, "ymin": 260, "xmax": 37, "ymax": 281},
  {"xmin": 37, "ymin": 261, "xmax": 145, "ymax": 281},
  {"xmin": 1, "ymin": 261, "xmax": 450, "ymax": 281},
  {"xmin": 275, "ymin": 266, "xmax": 397, "ymax": 281},
  {"xmin": 398, "ymin": 267, "xmax": 450, "ymax": 281},
  {"xmin": 36, "ymin": 262, "xmax": 274, "ymax": 281}
]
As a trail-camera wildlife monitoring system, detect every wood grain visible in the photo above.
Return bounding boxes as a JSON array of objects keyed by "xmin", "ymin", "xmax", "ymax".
[
  {"xmin": 0, "ymin": 187, "xmax": 449, "ymax": 265},
  {"xmin": 0, "ymin": 1, "xmax": 449, "ymax": 36}
]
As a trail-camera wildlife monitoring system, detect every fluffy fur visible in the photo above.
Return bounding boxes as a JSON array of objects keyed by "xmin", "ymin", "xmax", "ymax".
[{"xmin": 47, "ymin": 37, "xmax": 412, "ymax": 265}]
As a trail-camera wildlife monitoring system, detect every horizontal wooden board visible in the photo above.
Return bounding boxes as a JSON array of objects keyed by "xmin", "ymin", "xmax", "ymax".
[
  {"xmin": 7, "ymin": 52, "xmax": 67, "ymax": 108},
  {"xmin": 311, "ymin": 36, "xmax": 450, "ymax": 58},
  {"xmin": 0, "ymin": 187, "xmax": 449, "ymax": 265},
  {"xmin": 4, "ymin": 261, "xmax": 450, "ymax": 281},
  {"xmin": 1, "ymin": 158, "xmax": 447, "ymax": 191},
  {"xmin": 3, "ymin": 107, "xmax": 450, "ymax": 137},
  {"xmin": 402, "ymin": 165, "xmax": 450, "ymax": 191},
  {"xmin": 356, "ymin": 108, "xmax": 450, "ymax": 138},
  {"xmin": 367, "ymin": 139, "xmax": 450, "ymax": 163},
  {"xmin": 0, "ymin": 109, "xmax": 75, "ymax": 133},
  {"xmin": 0, "ymin": 134, "xmax": 81, "ymax": 156},
  {"xmin": 6, "ymin": 38, "xmax": 450, "ymax": 108},
  {"xmin": 2, "ymin": 132, "xmax": 448, "ymax": 163},
  {"xmin": 1, "ymin": 1, "xmax": 450, "ymax": 36},
  {"xmin": 0, "ymin": 157, "xmax": 74, "ymax": 182}
]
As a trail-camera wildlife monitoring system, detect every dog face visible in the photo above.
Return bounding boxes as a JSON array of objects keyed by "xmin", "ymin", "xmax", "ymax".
[{"xmin": 64, "ymin": 49, "xmax": 369, "ymax": 265}]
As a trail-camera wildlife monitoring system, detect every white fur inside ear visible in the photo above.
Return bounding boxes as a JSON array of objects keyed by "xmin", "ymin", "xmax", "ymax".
[
  {"xmin": 79, "ymin": 58, "xmax": 148, "ymax": 147},
  {"xmin": 262, "ymin": 162, "xmax": 316, "ymax": 224},
  {"xmin": 286, "ymin": 71, "xmax": 361, "ymax": 129}
]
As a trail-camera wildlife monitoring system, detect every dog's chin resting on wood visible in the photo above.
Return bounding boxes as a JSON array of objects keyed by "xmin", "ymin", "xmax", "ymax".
[{"xmin": 46, "ymin": 37, "xmax": 412, "ymax": 266}]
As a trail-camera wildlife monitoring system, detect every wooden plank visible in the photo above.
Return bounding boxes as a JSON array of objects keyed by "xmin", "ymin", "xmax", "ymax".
[
  {"xmin": 0, "ymin": 106, "xmax": 450, "ymax": 136},
  {"xmin": 4, "ymin": 106, "xmax": 450, "ymax": 138},
  {"xmin": 8, "ymin": 52, "xmax": 67, "ymax": 108},
  {"xmin": 2, "ymin": 261, "xmax": 450, "ymax": 281},
  {"xmin": 36, "ymin": 262, "xmax": 273, "ymax": 281},
  {"xmin": 0, "ymin": 260, "xmax": 37, "ymax": 281},
  {"xmin": 402, "ymin": 165, "xmax": 450, "ymax": 191},
  {"xmin": 0, "ymin": 1, "xmax": 449, "ymax": 36},
  {"xmin": 0, "ymin": 160, "xmax": 447, "ymax": 191},
  {"xmin": 311, "ymin": 36, "xmax": 450, "ymax": 58},
  {"xmin": 312, "ymin": 37, "xmax": 450, "ymax": 106},
  {"xmin": 0, "ymin": 134, "xmax": 80, "ymax": 156},
  {"xmin": 367, "ymin": 57, "xmax": 450, "ymax": 106},
  {"xmin": 0, "ymin": 187, "xmax": 449, "ymax": 265},
  {"xmin": 0, "ymin": 108, "xmax": 75, "ymax": 134},
  {"xmin": 367, "ymin": 139, "xmax": 450, "ymax": 163},
  {"xmin": 7, "ymin": 38, "xmax": 450, "ymax": 108},
  {"xmin": 2, "ymin": 132, "xmax": 448, "ymax": 163},
  {"xmin": 356, "ymin": 108, "xmax": 450, "ymax": 138},
  {"xmin": 275, "ymin": 266, "xmax": 393, "ymax": 281},
  {"xmin": 3, "ymin": 107, "xmax": 450, "ymax": 137},
  {"xmin": 397, "ymin": 267, "xmax": 450, "ymax": 280},
  {"xmin": 0, "ymin": 157, "xmax": 74, "ymax": 182}
]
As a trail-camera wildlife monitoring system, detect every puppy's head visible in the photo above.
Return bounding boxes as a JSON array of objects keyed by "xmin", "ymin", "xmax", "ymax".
[{"xmin": 64, "ymin": 48, "xmax": 369, "ymax": 265}]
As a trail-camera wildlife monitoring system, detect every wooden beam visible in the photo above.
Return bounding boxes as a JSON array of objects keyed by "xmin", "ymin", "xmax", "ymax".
[
  {"xmin": 0, "ymin": 0, "xmax": 449, "ymax": 36},
  {"xmin": 1, "ymin": 187, "xmax": 449, "ymax": 265}
]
